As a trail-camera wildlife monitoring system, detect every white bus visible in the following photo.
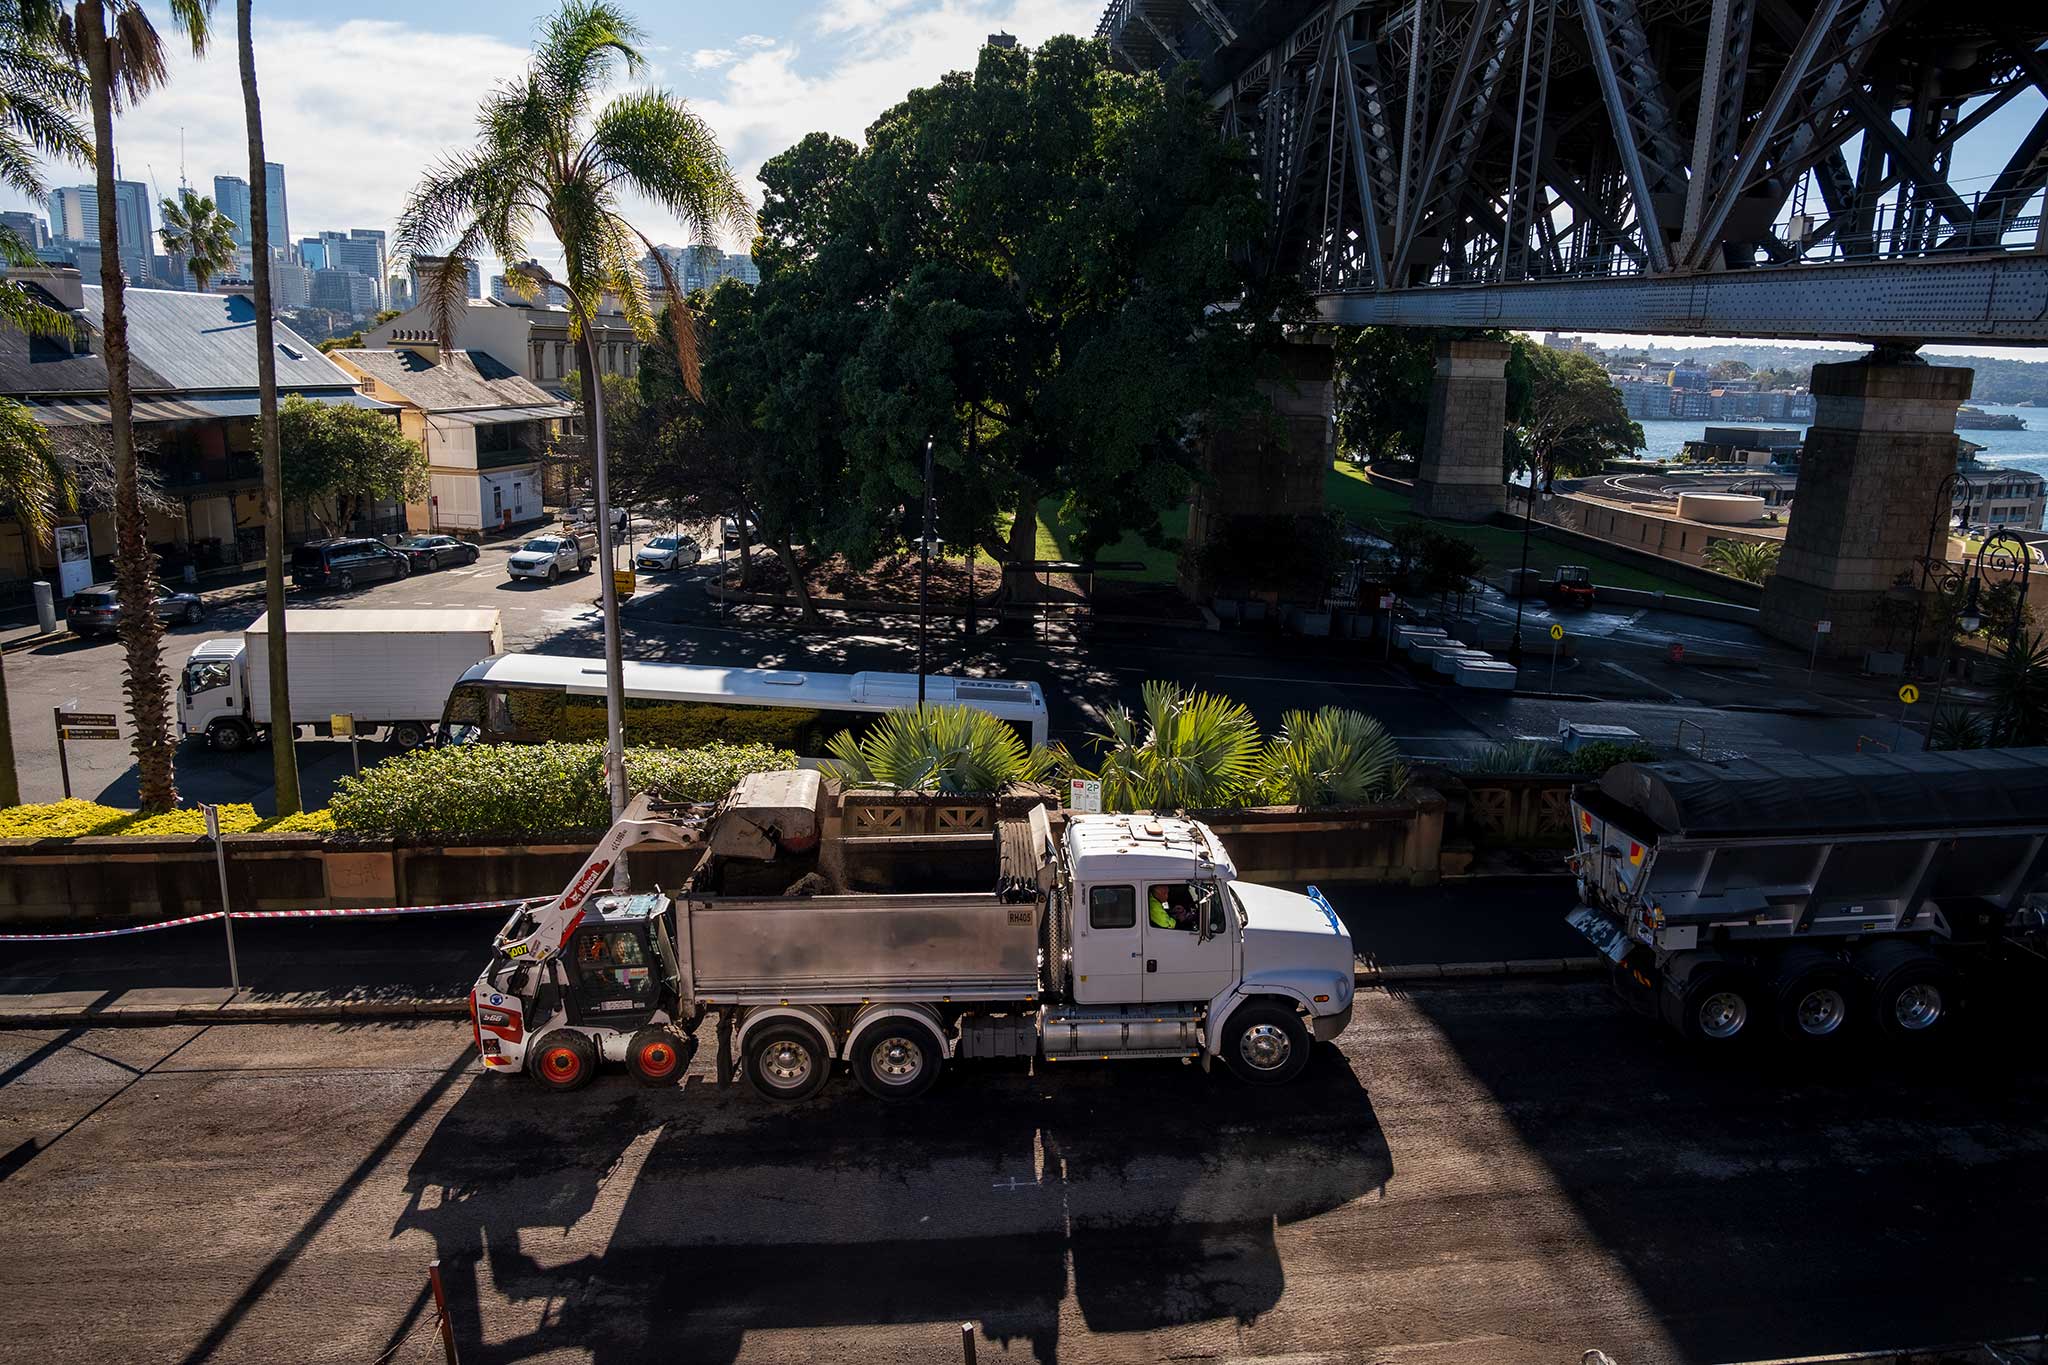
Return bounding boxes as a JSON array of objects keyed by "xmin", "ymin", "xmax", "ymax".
[{"xmin": 438, "ymin": 653, "xmax": 1050, "ymax": 754}]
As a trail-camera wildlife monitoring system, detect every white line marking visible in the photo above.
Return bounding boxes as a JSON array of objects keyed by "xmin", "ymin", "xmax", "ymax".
[{"xmin": 1601, "ymin": 660, "xmax": 1686, "ymax": 701}]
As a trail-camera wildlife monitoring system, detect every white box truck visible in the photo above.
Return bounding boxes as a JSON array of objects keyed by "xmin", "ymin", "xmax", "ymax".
[{"xmin": 177, "ymin": 609, "xmax": 503, "ymax": 752}]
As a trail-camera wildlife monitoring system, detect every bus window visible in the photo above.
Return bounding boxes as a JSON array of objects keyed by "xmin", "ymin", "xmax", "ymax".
[{"xmin": 439, "ymin": 683, "xmax": 486, "ymax": 745}]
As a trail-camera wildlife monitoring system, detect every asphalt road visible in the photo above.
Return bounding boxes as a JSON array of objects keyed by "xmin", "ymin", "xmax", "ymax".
[
  {"xmin": 3, "ymin": 982, "xmax": 2046, "ymax": 1365},
  {"xmin": 3, "ymin": 525, "xmax": 1924, "ymax": 813}
]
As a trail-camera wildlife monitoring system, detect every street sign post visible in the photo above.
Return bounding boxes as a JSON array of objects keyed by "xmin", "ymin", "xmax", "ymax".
[
  {"xmin": 1548, "ymin": 623, "xmax": 1565, "ymax": 692},
  {"xmin": 1894, "ymin": 683, "xmax": 1919, "ymax": 750},
  {"xmin": 51, "ymin": 707, "xmax": 119, "ymax": 798},
  {"xmin": 1068, "ymin": 778, "xmax": 1102, "ymax": 813},
  {"xmin": 203, "ymin": 803, "xmax": 240, "ymax": 991},
  {"xmin": 332, "ymin": 714, "xmax": 361, "ymax": 773},
  {"xmin": 613, "ymin": 568, "xmax": 636, "ymax": 600},
  {"xmin": 1808, "ymin": 619, "xmax": 1832, "ymax": 681},
  {"xmin": 1380, "ymin": 593, "xmax": 1397, "ymax": 660}
]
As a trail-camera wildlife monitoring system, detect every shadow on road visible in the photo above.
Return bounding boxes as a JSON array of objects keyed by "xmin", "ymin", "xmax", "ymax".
[
  {"xmin": 396, "ymin": 1037, "xmax": 1391, "ymax": 1363},
  {"xmin": 1402, "ymin": 979, "xmax": 2048, "ymax": 1363}
]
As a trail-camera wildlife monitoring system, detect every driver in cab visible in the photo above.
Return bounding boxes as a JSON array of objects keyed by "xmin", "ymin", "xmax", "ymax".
[{"xmin": 1148, "ymin": 884, "xmax": 1195, "ymax": 931}]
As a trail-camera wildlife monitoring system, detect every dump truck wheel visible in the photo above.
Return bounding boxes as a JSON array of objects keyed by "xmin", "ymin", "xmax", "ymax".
[
  {"xmin": 1770, "ymin": 952, "xmax": 1861, "ymax": 1044},
  {"xmin": 1222, "ymin": 1001, "xmax": 1310, "ymax": 1085},
  {"xmin": 743, "ymin": 1020, "xmax": 831, "ymax": 1101},
  {"xmin": 530, "ymin": 1030, "xmax": 597, "ymax": 1092},
  {"xmin": 1858, "ymin": 943, "xmax": 1958, "ymax": 1043},
  {"xmin": 1668, "ymin": 967, "xmax": 1759, "ymax": 1047},
  {"xmin": 627, "ymin": 1028, "xmax": 688, "ymax": 1087},
  {"xmin": 848, "ymin": 1017, "xmax": 943, "ymax": 1100}
]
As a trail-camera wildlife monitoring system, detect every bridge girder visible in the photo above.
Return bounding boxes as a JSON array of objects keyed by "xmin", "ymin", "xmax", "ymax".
[{"xmin": 1099, "ymin": 0, "xmax": 2048, "ymax": 342}]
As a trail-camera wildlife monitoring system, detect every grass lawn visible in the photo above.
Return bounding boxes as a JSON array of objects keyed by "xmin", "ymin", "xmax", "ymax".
[
  {"xmin": 1325, "ymin": 461, "xmax": 1740, "ymax": 603},
  {"xmin": 990, "ymin": 500, "xmax": 1183, "ymax": 583}
]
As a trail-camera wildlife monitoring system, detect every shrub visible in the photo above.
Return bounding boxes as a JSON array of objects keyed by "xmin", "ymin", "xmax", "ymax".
[
  {"xmin": 1463, "ymin": 741, "xmax": 1569, "ymax": 774},
  {"xmin": 1562, "ymin": 740, "xmax": 1657, "ymax": 774},
  {"xmin": 1928, "ymin": 706, "xmax": 1985, "ymax": 751},
  {"xmin": 1703, "ymin": 538, "xmax": 1780, "ymax": 583},
  {"xmin": 1256, "ymin": 707, "xmax": 1407, "ymax": 808},
  {"xmin": 1086, "ymin": 680, "xmax": 1262, "ymax": 812},
  {"xmin": 327, "ymin": 741, "xmax": 793, "ymax": 839},
  {"xmin": 821, "ymin": 705, "xmax": 1056, "ymax": 794},
  {"xmin": 0, "ymin": 800, "xmax": 335, "ymax": 839}
]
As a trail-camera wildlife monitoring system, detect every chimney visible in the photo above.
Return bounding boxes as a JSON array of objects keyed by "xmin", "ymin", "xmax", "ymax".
[
  {"xmin": 389, "ymin": 329, "xmax": 440, "ymax": 363},
  {"xmin": 4, "ymin": 264, "xmax": 84, "ymax": 311}
]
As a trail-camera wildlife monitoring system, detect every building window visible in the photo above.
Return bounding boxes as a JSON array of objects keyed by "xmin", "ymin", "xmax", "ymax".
[{"xmin": 554, "ymin": 342, "xmax": 566, "ymax": 377}]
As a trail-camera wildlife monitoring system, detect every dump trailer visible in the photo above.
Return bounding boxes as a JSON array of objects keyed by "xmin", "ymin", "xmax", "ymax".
[
  {"xmin": 1568, "ymin": 748, "xmax": 2048, "ymax": 1046},
  {"xmin": 470, "ymin": 771, "xmax": 1356, "ymax": 1099}
]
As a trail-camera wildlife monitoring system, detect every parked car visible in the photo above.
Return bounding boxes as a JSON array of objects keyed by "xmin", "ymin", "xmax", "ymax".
[
  {"xmin": 720, "ymin": 515, "xmax": 757, "ymax": 550},
  {"xmin": 67, "ymin": 584, "xmax": 207, "ymax": 638},
  {"xmin": 635, "ymin": 534, "xmax": 702, "ymax": 573},
  {"xmin": 292, "ymin": 538, "xmax": 412, "ymax": 592},
  {"xmin": 507, "ymin": 531, "xmax": 596, "ymax": 583},
  {"xmin": 395, "ymin": 534, "xmax": 482, "ymax": 572}
]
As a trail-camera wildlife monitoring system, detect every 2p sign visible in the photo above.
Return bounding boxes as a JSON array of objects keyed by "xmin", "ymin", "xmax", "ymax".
[{"xmin": 1068, "ymin": 779, "xmax": 1102, "ymax": 813}]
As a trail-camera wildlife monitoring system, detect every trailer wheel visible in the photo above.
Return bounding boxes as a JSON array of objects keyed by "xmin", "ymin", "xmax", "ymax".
[
  {"xmin": 1770, "ymin": 952, "xmax": 1860, "ymax": 1043},
  {"xmin": 742, "ymin": 1020, "xmax": 832, "ymax": 1102},
  {"xmin": 530, "ymin": 1030, "xmax": 597, "ymax": 1092},
  {"xmin": 627, "ymin": 1028, "xmax": 688, "ymax": 1087},
  {"xmin": 1222, "ymin": 1001, "xmax": 1311, "ymax": 1085},
  {"xmin": 848, "ymin": 1017, "xmax": 944, "ymax": 1100},
  {"xmin": 387, "ymin": 721, "xmax": 429, "ymax": 750},
  {"xmin": 207, "ymin": 719, "xmax": 252, "ymax": 753},
  {"xmin": 1858, "ymin": 943, "xmax": 1958, "ymax": 1043},
  {"xmin": 1668, "ymin": 968, "xmax": 1759, "ymax": 1047}
]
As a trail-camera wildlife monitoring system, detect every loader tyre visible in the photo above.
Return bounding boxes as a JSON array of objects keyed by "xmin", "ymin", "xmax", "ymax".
[
  {"xmin": 1666, "ymin": 965, "xmax": 1759, "ymax": 1047},
  {"xmin": 627, "ymin": 1027, "xmax": 688, "ymax": 1087},
  {"xmin": 1770, "ymin": 951, "xmax": 1860, "ymax": 1044},
  {"xmin": 1858, "ymin": 942, "xmax": 1958, "ymax": 1043},
  {"xmin": 530, "ymin": 1030, "xmax": 597, "ymax": 1092},
  {"xmin": 1222, "ymin": 1001, "xmax": 1311, "ymax": 1085},
  {"xmin": 848, "ymin": 1016, "xmax": 944, "ymax": 1100},
  {"xmin": 743, "ymin": 1019, "xmax": 832, "ymax": 1102}
]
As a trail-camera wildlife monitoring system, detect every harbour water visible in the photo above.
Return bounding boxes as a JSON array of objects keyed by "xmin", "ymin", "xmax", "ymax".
[{"xmin": 1632, "ymin": 402, "xmax": 2048, "ymax": 529}]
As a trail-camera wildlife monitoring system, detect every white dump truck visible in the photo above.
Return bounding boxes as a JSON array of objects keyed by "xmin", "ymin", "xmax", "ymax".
[
  {"xmin": 178, "ymin": 609, "xmax": 503, "ymax": 752},
  {"xmin": 470, "ymin": 771, "xmax": 1356, "ymax": 1098},
  {"xmin": 1569, "ymin": 748, "xmax": 2048, "ymax": 1047}
]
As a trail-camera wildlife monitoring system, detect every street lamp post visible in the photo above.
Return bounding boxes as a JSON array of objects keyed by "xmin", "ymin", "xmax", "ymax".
[
  {"xmin": 512, "ymin": 261, "xmax": 628, "ymax": 820},
  {"xmin": 1508, "ymin": 460, "xmax": 1552, "ymax": 667}
]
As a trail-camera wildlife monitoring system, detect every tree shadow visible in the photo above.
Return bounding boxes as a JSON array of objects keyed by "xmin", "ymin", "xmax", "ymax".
[
  {"xmin": 396, "ymin": 1038, "xmax": 1391, "ymax": 1363},
  {"xmin": 1400, "ymin": 977, "xmax": 2048, "ymax": 1363}
]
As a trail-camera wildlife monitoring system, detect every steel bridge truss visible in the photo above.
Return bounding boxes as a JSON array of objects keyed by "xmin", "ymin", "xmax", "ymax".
[{"xmin": 1101, "ymin": 0, "xmax": 2048, "ymax": 341}]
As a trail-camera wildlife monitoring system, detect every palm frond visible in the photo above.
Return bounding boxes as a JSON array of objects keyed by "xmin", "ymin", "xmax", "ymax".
[
  {"xmin": 532, "ymin": 0, "xmax": 642, "ymax": 114},
  {"xmin": 591, "ymin": 90, "xmax": 754, "ymax": 241},
  {"xmin": 625, "ymin": 221, "xmax": 701, "ymax": 398},
  {"xmin": 1256, "ymin": 707, "xmax": 1405, "ymax": 808},
  {"xmin": 1087, "ymin": 680, "xmax": 1261, "ymax": 812},
  {"xmin": 0, "ymin": 395, "xmax": 71, "ymax": 541},
  {"xmin": 820, "ymin": 705, "xmax": 1053, "ymax": 794}
]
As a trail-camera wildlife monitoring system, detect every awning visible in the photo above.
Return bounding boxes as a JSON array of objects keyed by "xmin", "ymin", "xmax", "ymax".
[
  {"xmin": 24, "ymin": 390, "xmax": 397, "ymax": 428},
  {"xmin": 425, "ymin": 403, "xmax": 577, "ymax": 427}
]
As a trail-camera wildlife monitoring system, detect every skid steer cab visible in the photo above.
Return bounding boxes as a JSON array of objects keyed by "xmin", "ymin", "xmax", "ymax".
[{"xmin": 474, "ymin": 893, "xmax": 697, "ymax": 1088}]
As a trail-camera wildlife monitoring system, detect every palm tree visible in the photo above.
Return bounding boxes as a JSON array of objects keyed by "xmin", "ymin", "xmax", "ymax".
[
  {"xmin": 57, "ymin": 0, "xmax": 215, "ymax": 810},
  {"xmin": 1257, "ymin": 707, "xmax": 1407, "ymax": 809},
  {"xmin": 1703, "ymin": 537, "xmax": 1781, "ymax": 584},
  {"xmin": 822, "ymin": 706, "xmax": 1056, "ymax": 794},
  {"xmin": 235, "ymin": 0, "xmax": 298, "ymax": 813},
  {"xmin": 156, "ymin": 186, "xmax": 235, "ymax": 290},
  {"xmin": 1089, "ymin": 681, "xmax": 1263, "ymax": 813},
  {"xmin": 0, "ymin": 3, "xmax": 90, "ymax": 338},
  {"xmin": 0, "ymin": 400, "xmax": 72, "ymax": 805},
  {"xmin": 395, "ymin": 0, "xmax": 749, "ymax": 817}
]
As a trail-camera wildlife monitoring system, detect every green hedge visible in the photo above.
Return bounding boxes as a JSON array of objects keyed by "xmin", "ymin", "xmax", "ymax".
[
  {"xmin": 327, "ymin": 741, "xmax": 795, "ymax": 839},
  {"xmin": 0, "ymin": 800, "xmax": 335, "ymax": 839}
]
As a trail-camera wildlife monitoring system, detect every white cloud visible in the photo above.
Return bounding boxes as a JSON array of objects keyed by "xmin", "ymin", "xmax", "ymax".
[
  {"xmin": 688, "ymin": 48, "xmax": 739, "ymax": 70},
  {"xmin": 736, "ymin": 34, "xmax": 778, "ymax": 49}
]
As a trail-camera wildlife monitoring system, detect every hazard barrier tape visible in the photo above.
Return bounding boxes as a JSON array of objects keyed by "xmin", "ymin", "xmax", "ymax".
[{"xmin": 0, "ymin": 897, "xmax": 532, "ymax": 942}]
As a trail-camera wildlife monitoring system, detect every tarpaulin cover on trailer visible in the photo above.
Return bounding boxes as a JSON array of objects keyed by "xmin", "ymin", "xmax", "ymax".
[{"xmin": 1597, "ymin": 747, "xmax": 2048, "ymax": 838}]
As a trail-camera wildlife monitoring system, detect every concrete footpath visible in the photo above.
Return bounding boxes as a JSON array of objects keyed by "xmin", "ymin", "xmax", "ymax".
[{"xmin": 0, "ymin": 876, "xmax": 1599, "ymax": 1026}]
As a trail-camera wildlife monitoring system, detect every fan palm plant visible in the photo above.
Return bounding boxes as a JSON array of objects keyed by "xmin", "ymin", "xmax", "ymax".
[
  {"xmin": 822, "ymin": 706, "xmax": 1055, "ymax": 794},
  {"xmin": 54, "ymin": 0, "xmax": 214, "ymax": 810},
  {"xmin": 1090, "ymin": 681, "xmax": 1262, "ymax": 813},
  {"xmin": 1988, "ymin": 630, "xmax": 2048, "ymax": 748},
  {"xmin": 0, "ymin": 5, "xmax": 88, "ymax": 339},
  {"xmin": 156, "ymin": 186, "xmax": 236, "ymax": 290},
  {"xmin": 1703, "ymin": 537, "xmax": 1780, "ymax": 584},
  {"xmin": 1257, "ymin": 707, "xmax": 1406, "ymax": 809},
  {"xmin": 0, "ymin": 400, "xmax": 73, "ymax": 805}
]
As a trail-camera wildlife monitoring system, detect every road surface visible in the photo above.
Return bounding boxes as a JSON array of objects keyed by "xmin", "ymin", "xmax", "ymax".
[{"xmin": 3, "ymin": 981, "xmax": 2044, "ymax": 1364}]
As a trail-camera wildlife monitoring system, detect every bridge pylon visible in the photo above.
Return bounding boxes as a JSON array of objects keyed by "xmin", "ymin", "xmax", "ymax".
[{"xmin": 1414, "ymin": 339, "xmax": 1511, "ymax": 522}]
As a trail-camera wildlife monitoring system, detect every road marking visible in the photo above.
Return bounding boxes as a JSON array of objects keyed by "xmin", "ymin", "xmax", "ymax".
[{"xmin": 1601, "ymin": 660, "xmax": 1686, "ymax": 701}]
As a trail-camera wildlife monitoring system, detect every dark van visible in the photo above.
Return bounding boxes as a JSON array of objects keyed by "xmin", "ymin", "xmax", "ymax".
[{"xmin": 292, "ymin": 538, "xmax": 411, "ymax": 592}]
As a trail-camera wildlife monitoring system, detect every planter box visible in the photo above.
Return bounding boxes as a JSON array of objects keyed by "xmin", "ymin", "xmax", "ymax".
[{"xmin": 1286, "ymin": 606, "xmax": 1333, "ymax": 637}]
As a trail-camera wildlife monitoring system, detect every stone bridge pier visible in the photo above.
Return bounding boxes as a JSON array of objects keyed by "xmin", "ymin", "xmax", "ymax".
[
  {"xmin": 1414, "ymin": 338, "xmax": 1511, "ymax": 522},
  {"xmin": 1759, "ymin": 352, "xmax": 1973, "ymax": 658}
]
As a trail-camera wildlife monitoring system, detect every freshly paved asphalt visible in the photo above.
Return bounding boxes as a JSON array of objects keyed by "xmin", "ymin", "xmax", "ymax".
[{"xmin": 4, "ymin": 979, "xmax": 2046, "ymax": 1364}]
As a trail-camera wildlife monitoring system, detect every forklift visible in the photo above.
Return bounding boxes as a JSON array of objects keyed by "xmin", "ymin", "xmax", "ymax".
[{"xmin": 1548, "ymin": 565, "xmax": 1596, "ymax": 607}]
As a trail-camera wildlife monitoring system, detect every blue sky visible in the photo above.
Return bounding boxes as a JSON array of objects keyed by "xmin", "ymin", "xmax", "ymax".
[{"xmin": 6, "ymin": 1, "xmax": 2041, "ymax": 362}]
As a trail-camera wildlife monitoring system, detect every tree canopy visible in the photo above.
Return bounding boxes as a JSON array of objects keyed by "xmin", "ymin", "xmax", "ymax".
[
  {"xmin": 1333, "ymin": 326, "xmax": 1535, "ymax": 470},
  {"xmin": 278, "ymin": 395, "xmax": 427, "ymax": 533},
  {"xmin": 1512, "ymin": 344, "xmax": 1644, "ymax": 480}
]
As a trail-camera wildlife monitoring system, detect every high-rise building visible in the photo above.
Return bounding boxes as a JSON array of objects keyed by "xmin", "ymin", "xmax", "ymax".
[
  {"xmin": 271, "ymin": 258, "xmax": 312, "ymax": 309},
  {"xmin": 263, "ymin": 162, "xmax": 288, "ymax": 255},
  {"xmin": 110, "ymin": 179, "xmax": 154, "ymax": 283},
  {"xmin": 410, "ymin": 255, "xmax": 481, "ymax": 302},
  {"xmin": 213, "ymin": 174, "xmax": 253, "ymax": 249},
  {"xmin": 0, "ymin": 211, "xmax": 47, "ymax": 251},
  {"xmin": 47, "ymin": 186, "xmax": 95, "ymax": 243},
  {"xmin": 311, "ymin": 268, "xmax": 378, "ymax": 316},
  {"xmin": 298, "ymin": 236, "xmax": 326, "ymax": 270},
  {"xmin": 349, "ymin": 228, "xmax": 386, "ymax": 288},
  {"xmin": 639, "ymin": 243, "xmax": 758, "ymax": 295},
  {"xmin": 324, "ymin": 234, "xmax": 383, "ymax": 306}
]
